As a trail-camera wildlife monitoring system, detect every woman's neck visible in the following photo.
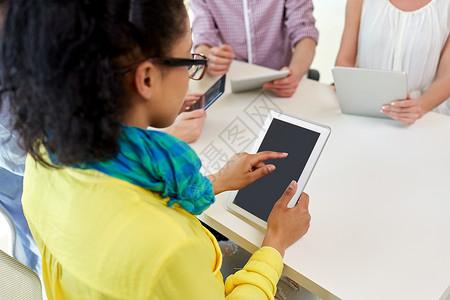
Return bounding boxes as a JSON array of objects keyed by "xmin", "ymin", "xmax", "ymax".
[
  {"xmin": 389, "ymin": 0, "xmax": 432, "ymax": 12},
  {"xmin": 122, "ymin": 105, "xmax": 150, "ymax": 129}
]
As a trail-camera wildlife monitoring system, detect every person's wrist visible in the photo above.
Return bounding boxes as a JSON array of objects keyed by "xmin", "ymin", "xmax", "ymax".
[
  {"xmin": 417, "ymin": 97, "xmax": 430, "ymax": 116},
  {"xmin": 207, "ymin": 173, "xmax": 226, "ymax": 195},
  {"xmin": 262, "ymin": 233, "xmax": 286, "ymax": 258},
  {"xmin": 290, "ymin": 68, "xmax": 303, "ymax": 82}
]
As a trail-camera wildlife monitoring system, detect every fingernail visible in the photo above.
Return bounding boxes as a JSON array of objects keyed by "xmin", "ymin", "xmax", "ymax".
[
  {"xmin": 390, "ymin": 102, "xmax": 395, "ymax": 106},
  {"xmin": 282, "ymin": 152, "xmax": 288, "ymax": 156},
  {"xmin": 267, "ymin": 165, "xmax": 275, "ymax": 172},
  {"xmin": 288, "ymin": 180, "xmax": 296, "ymax": 190}
]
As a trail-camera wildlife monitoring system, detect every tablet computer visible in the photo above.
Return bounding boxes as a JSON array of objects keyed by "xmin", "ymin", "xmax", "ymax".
[
  {"xmin": 331, "ymin": 67, "xmax": 407, "ymax": 119},
  {"xmin": 191, "ymin": 75, "xmax": 226, "ymax": 110},
  {"xmin": 230, "ymin": 70, "xmax": 289, "ymax": 93},
  {"xmin": 226, "ymin": 110, "xmax": 331, "ymax": 229}
]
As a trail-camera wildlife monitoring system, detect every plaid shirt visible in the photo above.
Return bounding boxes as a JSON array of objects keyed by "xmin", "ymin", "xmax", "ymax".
[{"xmin": 191, "ymin": 0, "xmax": 319, "ymax": 70}]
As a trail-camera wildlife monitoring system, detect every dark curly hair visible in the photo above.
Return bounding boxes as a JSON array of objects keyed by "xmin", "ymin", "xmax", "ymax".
[{"xmin": 0, "ymin": 0, "xmax": 187, "ymax": 166}]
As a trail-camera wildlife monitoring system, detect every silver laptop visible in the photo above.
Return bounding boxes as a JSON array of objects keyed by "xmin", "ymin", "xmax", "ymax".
[{"xmin": 332, "ymin": 67, "xmax": 407, "ymax": 119}]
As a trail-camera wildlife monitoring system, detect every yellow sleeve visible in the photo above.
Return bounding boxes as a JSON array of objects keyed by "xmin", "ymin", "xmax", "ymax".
[
  {"xmin": 225, "ymin": 247, "xmax": 284, "ymax": 300},
  {"xmin": 150, "ymin": 240, "xmax": 283, "ymax": 299}
]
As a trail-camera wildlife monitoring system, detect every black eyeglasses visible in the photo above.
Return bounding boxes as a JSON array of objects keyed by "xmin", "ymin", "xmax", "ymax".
[
  {"xmin": 123, "ymin": 53, "xmax": 208, "ymax": 80},
  {"xmin": 152, "ymin": 53, "xmax": 208, "ymax": 80}
]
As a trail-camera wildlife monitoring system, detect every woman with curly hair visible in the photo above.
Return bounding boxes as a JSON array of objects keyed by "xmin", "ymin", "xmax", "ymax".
[{"xmin": 1, "ymin": 0, "xmax": 311, "ymax": 299}]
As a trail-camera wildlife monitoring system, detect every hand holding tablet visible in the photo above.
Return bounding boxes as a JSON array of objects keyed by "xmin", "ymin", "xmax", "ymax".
[
  {"xmin": 207, "ymin": 151, "xmax": 313, "ymax": 257},
  {"xmin": 226, "ymin": 111, "xmax": 331, "ymax": 229},
  {"xmin": 331, "ymin": 66, "xmax": 407, "ymax": 119},
  {"xmin": 230, "ymin": 70, "xmax": 289, "ymax": 93},
  {"xmin": 206, "ymin": 111, "xmax": 329, "ymax": 255},
  {"xmin": 262, "ymin": 181, "xmax": 311, "ymax": 257},
  {"xmin": 262, "ymin": 67, "xmax": 300, "ymax": 98}
]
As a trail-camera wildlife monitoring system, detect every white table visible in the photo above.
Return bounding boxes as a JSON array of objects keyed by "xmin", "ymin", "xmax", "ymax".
[{"xmin": 189, "ymin": 61, "xmax": 450, "ymax": 300}]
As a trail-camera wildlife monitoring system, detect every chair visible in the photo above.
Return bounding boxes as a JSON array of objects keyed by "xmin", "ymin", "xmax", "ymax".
[
  {"xmin": 307, "ymin": 69, "xmax": 320, "ymax": 81},
  {"xmin": 0, "ymin": 249, "xmax": 43, "ymax": 300}
]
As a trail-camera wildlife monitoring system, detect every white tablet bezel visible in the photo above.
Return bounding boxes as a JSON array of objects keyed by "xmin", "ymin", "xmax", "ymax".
[
  {"xmin": 230, "ymin": 70, "xmax": 289, "ymax": 93},
  {"xmin": 225, "ymin": 110, "xmax": 331, "ymax": 229}
]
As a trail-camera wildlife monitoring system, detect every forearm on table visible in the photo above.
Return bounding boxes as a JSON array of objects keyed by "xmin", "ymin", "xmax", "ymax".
[
  {"xmin": 289, "ymin": 38, "xmax": 316, "ymax": 78},
  {"xmin": 420, "ymin": 37, "xmax": 450, "ymax": 112},
  {"xmin": 418, "ymin": 75, "xmax": 450, "ymax": 113}
]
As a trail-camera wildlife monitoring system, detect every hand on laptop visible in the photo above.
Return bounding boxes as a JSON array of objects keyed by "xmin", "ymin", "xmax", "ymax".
[
  {"xmin": 262, "ymin": 67, "xmax": 300, "ymax": 98},
  {"xmin": 381, "ymin": 94, "xmax": 425, "ymax": 125},
  {"xmin": 207, "ymin": 151, "xmax": 288, "ymax": 195},
  {"xmin": 204, "ymin": 44, "xmax": 235, "ymax": 77},
  {"xmin": 262, "ymin": 180, "xmax": 311, "ymax": 257}
]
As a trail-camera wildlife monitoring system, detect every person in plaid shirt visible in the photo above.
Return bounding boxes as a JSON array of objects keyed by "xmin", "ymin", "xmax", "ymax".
[{"xmin": 191, "ymin": 0, "xmax": 319, "ymax": 97}]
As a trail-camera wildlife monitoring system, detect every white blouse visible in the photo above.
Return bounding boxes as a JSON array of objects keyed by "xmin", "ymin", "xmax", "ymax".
[{"xmin": 356, "ymin": 0, "xmax": 450, "ymax": 114}]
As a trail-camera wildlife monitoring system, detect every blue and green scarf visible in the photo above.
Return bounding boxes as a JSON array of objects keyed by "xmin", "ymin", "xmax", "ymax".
[{"xmin": 77, "ymin": 126, "xmax": 215, "ymax": 215}]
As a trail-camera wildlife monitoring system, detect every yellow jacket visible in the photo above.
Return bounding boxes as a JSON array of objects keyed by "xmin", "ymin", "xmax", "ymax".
[{"xmin": 22, "ymin": 155, "xmax": 283, "ymax": 299}]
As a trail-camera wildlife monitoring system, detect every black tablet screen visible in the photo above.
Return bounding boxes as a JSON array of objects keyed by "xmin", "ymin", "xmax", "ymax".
[{"xmin": 233, "ymin": 118, "xmax": 320, "ymax": 221}]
